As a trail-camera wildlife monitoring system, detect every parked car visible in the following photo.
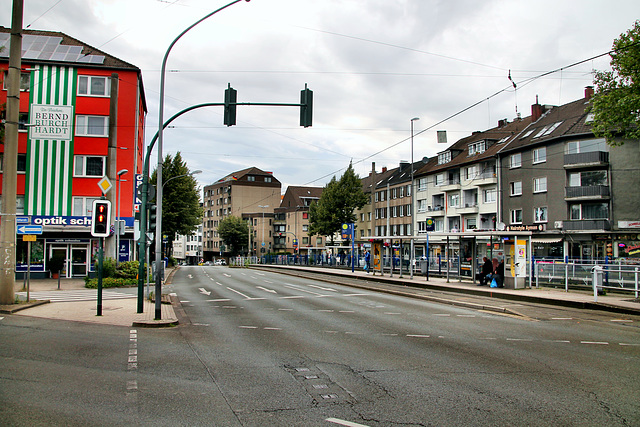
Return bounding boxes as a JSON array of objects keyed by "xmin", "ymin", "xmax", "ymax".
[{"xmin": 215, "ymin": 259, "xmax": 226, "ymax": 265}]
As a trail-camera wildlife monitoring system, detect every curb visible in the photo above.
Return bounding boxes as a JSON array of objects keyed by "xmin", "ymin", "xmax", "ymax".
[{"xmin": 0, "ymin": 299, "xmax": 50, "ymax": 314}]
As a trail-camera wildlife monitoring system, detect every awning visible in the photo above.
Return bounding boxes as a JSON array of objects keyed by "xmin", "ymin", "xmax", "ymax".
[{"xmin": 531, "ymin": 236, "xmax": 563, "ymax": 244}]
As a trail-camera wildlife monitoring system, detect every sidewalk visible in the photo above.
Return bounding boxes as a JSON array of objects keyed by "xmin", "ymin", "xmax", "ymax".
[
  {"xmin": 252, "ymin": 264, "xmax": 640, "ymax": 317},
  {"xmin": 0, "ymin": 270, "xmax": 178, "ymax": 327}
]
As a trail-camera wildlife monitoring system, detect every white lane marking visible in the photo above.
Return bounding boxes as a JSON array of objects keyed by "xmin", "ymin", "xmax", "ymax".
[
  {"xmin": 326, "ymin": 417, "xmax": 370, "ymax": 427},
  {"xmin": 239, "ymin": 326, "xmax": 257, "ymax": 329},
  {"xmin": 0, "ymin": 317, "xmax": 4, "ymax": 321},
  {"xmin": 318, "ymin": 309, "xmax": 334, "ymax": 313},
  {"xmin": 433, "ymin": 314, "xmax": 450, "ymax": 317},
  {"xmin": 308, "ymin": 284, "xmax": 338, "ymax": 292},
  {"xmin": 263, "ymin": 280, "xmax": 274, "ymax": 284},
  {"xmin": 407, "ymin": 334, "xmax": 430, "ymax": 338},
  {"xmin": 281, "ymin": 295, "xmax": 304, "ymax": 299},
  {"xmin": 278, "ymin": 308, "xmax": 293, "ymax": 311},
  {"xmin": 199, "ymin": 288, "xmax": 211, "ymax": 296},
  {"xmin": 180, "ymin": 300, "xmax": 191, "ymax": 303},
  {"xmin": 223, "ymin": 273, "xmax": 231, "ymax": 277},
  {"xmin": 263, "ymin": 327, "xmax": 282, "ymax": 331},
  {"xmin": 187, "ymin": 274, "xmax": 193, "ymax": 279},
  {"xmin": 255, "ymin": 272, "xmax": 265, "ymax": 276},
  {"xmin": 552, "ymin": 317, "xmax": 573, "ymax": 320},
  {"xmin": 457, "ymin": 314, "xmax": 476, "ymax": 318},
  {"xmin": 284, "ymin": 284, "xmax": 325, "ymax": 296},
  {"xmin": 216, "ymin": 282, "xmax": 224, "ymax": 286},
  {"xmin": 381, "ymin": 333, "xmax": 399, "ymax": 336},
  {"xmin": 506, "ymin": 338, "xmax": 533, "ymax": 342},
  {"xmin": 339, "ymin": 310, "xmax": 355, "ymax": 313},
  {"xmin": 207, "ymin": 298, "xmax": 230, "ymax": 302},
  {"xmin": 620, "ymin": 343, "xmax": 640, "ymax": 346},
  {"xmin": 581, "ymin": 341, "xmax": 609, "ymax": 345},
  {"xmin": 226, "ymin": 287, "xmax": 252, "ymax": 299},
  {"xmin": 256, "ymin": 286, "xmax": 277, "ymax": 294},
  {"xmin": 610, "ymin": 319, "xmax": 633, "ymax": 322},
  {"xmin": 384, "ymin": 312, "xmax": 402, "ymax": 315}
]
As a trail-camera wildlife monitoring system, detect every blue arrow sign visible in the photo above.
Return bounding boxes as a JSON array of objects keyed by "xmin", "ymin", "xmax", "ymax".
[{"xmin": 17, "ymin": 225, "xmax": 43, "ymax": 235}]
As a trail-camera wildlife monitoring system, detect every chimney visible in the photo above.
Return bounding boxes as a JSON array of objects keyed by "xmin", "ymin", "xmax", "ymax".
[
  {"xmin": 531, "ymin": 95, "xmax": 544, "ymax": 122},
  {"xmin": 585, "ymin": 86, "xmax": 594, "ymax": 100},
  {"xmin": 498, "ymin": 118, "xmax": 508, "ymax": 127},
  {"xmin": 382, "ymin": 167, "xmax": 387, "ymax": 173}
]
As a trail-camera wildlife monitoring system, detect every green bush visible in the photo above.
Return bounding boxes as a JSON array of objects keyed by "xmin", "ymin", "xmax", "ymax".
[
  {"xmin": 84, "ymin": 277, "xmax": 138, "ymax": 289},
  {"xmin": 116, "ymin": 260, "xmax": 140, "ymax": 279}
]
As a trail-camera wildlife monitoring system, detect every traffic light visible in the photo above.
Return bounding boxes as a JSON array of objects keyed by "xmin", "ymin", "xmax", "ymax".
[
  {"xmin": 300, "ymin": 84, "xmax": 313, "ymax": 127},
  {"xmin": 91, "ymin": 200, "xmax": 111, "ymax": 237},
  {"xmin": 148, "ymin": 204, "xmax": 157, "ymax": 233},
  {"xmin": 224, "ymin": 83, "xmax": 237, "ymax": 126}
]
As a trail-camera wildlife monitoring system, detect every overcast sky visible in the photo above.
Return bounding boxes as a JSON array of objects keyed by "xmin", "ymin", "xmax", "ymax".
[{"xmin": 4, "ymin": 0, "xmax": 640, "ymax": 192}]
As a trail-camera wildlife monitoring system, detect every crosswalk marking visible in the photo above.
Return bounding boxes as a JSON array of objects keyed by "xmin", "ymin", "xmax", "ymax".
[{"xmin": 16, "ymin": 289, "xmax": 135, "ymax": 302}]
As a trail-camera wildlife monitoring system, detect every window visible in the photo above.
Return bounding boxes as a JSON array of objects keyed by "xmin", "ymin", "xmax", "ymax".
[
  {"xmin": 0, "ymin": 196, "xmax": 25, "ymax": 215},
  {"xmin": 302, "ymin": 212, "xmax": 309, "ymax": 219},
  {"xmin": 509, "ymin": 153, "xmax": 522, "ymax": 168},
  {"xmin": 520, "ymin": 129, "xmax": 535, "ymax": 139},
  {"xmin": 438, "ymin": 151, "xmax": 452, "ymax": 165},
  {"xmin": 392, "ymin": 188, "xmax": 397, "ymax": 199},
  {"xmin": 74, "ymin": 156, "xmax": 105, "ymax": 177},
  {"xmin": 466, "ymin": 218, "xmax": 477, "ymax": 230},
  {"xmin": 3, "ymin": 71, "xmax": 30, "ymax": 91},
  {"xmin": 434, "ymin": 219, "xmax": 444, "ymax": 232},
  {"xmin": 417, "ymin": 199, "xmax": 427, "ymax": 213},
  {"xmin": 73, "ymin": 197, "xmax": 99, "ymax": 216},
  {"xmin": 435, "ymin": 174, "xmax": 445, "ymax": 186},
  {"xmin": 568, "ymin": 170, "xmax": 607, "ymax": 187},
  {"xmin": 534, "ymin": 177, "xmax": 547, "ymax": 193},
  {"xmin": 77, "ymin": 75, "xmax": 110, "ymax": 96},
  {"xmin": 534, "ymin": 207, "xmax": 548, "ymax": 223},
  {"xmin": 533, "ymin": 147, "xmax": 547, "ymax": 164},
  {"xmin": 483, "ymin": 188, "xmax": 496, "ymax": 203},
  {"xmin": 264, "ymin": 176, "xmax": 272, "ymax": 183},
  {"xmin": 510, "ymin": 209, "xmax": 523, "ymax": 224},
  {"xmin": 465, "ymin": 165, "xmax": 478, "ymax": 180},
  {"xmin": 570, "ymin": 203, "xmax": 609, "ymax": 220},
  {"xmin": 247, "ymin": 176, "xmax": 255, "ymax": 182},
  {"xmin": 418, "ymin": 178, "xmax": 428, "ymax": 191},
  {"xmin": 566, "ymin": 138, "xmax": 606, "ymax": 154},
  {"xmin": 0, "ymin": 153, "xmax": 27, "ymax": 172},
  {"xmin": 468, "ymin": 141, "xmax": 486, "ymax": 156},
  {"xmin": 448, "ymin": 193, "xmax": 460, "ymax": 207},
  {"xmin": 541, "ymin": 121, "xmax": 563, "ymax": 137},
  {"xmin": 76, "ymin": 115, "xmax": 108, "ymax": 137},
  {"xmin": 510, "ymin": 181, "xmax": 522, "ymax": 196}
]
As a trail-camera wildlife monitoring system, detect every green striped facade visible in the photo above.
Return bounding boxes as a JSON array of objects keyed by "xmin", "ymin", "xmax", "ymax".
[{"xmin": 26, "ymin": 65, "xmax": 77, "ymax": 216}]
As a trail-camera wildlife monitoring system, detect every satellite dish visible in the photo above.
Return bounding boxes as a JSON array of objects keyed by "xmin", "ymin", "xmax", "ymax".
[{"xmin": 497, "ymin": 222, "xmax": 506, "ymax": 231}]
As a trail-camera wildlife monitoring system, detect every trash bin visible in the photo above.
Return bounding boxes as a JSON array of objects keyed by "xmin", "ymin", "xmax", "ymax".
[{"xmin": 420, "ymin": 260, "xmax": 427, "ymax": 274}]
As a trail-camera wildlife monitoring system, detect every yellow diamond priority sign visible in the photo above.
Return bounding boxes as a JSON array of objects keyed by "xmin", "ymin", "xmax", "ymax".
[{"xmin": 98, "ymin": 176, "xmax": 112, "ymax": 194}]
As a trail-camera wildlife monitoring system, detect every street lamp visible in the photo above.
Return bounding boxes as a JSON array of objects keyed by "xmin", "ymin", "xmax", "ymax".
[
  {"xmin": 258, "ymin": 205, "xmax": 269, "ymax": 254},
  {"xmin": 116, "ymin": 169, "xmax": 129, "ymax": 266},
  {"xmin": 162, "ymin": 170, "xmax": 202, "ymax": 189},
  {"xmin": 410, "ymin": 117, "xmax": 419, "ymax": 279},
  {"xmin": 154, "ymin": 0, "xmax": 250, "ymax": 320}
]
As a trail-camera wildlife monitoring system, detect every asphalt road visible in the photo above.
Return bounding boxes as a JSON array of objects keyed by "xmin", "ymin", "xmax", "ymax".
[{"xmin": 1, "ymin": 265, "xmax": 639, "ymax": 426}]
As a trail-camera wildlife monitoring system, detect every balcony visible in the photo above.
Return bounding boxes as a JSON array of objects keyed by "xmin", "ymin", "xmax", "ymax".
[
  {"xmin": 427, "ymin": 205, "xmax": 445, "ymax": 214},
  {"xmin": 562, "ymin": 219, "xmax": 611, "ymax": 231},
  {"xmin": 438, "ymin": 179, "xmax": 461, "ymax": 192},
  {"xmin": 565, "ymin": 185, "xmax": 610, "ymax": 200},
  {"xmin": 458, "ymin": 202, "xmax": 479, "ymax": 214},
  {"xmin": 564, "ymin": 151, "xmax": 609, "ymax": 168},
  {"xmin": 468, "ymin": 171, "xmax": 497, "ymax": 186}
]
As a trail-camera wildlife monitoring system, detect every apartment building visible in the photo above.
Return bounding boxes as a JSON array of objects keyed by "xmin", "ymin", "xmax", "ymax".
[
  {"xmin": 202, "ymin": 167, "xmax": 281, "ymax": 260},
  {"xmin": 498, "ymin": 87, "xmax": 640, "ymax": 261},
  {"xmin": 0, "ymin": 28, "xmax": 146, "ymax": 277},
  {"xmin": 274, "ymin": 186, "xmax": 324, "ymax": 254}
]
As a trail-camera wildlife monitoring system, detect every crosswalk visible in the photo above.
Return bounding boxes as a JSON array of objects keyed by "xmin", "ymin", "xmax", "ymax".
[{"xmin": 16, "ymin": 289, "xmax": 136, "ymax": 303}]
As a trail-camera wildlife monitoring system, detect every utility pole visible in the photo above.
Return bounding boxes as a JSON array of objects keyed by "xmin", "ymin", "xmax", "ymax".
[{"xmin": 0, "ymin": 0, "xmax": 23, "ymax": 304}]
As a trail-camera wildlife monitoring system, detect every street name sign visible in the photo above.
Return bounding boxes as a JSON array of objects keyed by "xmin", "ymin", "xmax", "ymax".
[{"xmin": 17, "ymin": 225, "xmax": 43, "ymax": 235}]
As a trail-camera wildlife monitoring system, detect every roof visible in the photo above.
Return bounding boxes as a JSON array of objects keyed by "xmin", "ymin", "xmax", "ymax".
[
  {"xmin": 498, "ymin": 96, "xmax": 594, "ymax": 154},
  {"xmin": 414, "ymin": 116, "xmax": 532, "ymax": 176},
  {"xmin": 207, "ymin": 167, "xmax": 281, "ymax": 187},
  {"xmin": 376, "ymin": 158, "xmax": 429, "ymax": 189},
  {"xmin": 278, "ymin": 186, "xmax": 323, "ymax": 211},
  {"xmin": 0, "ymin": 27, "xmax": 139, "ymax": 70}
]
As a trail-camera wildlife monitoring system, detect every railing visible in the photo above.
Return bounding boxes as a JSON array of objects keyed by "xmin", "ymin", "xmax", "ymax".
[
  {"xmin": 535, "ymin": 259, "xmax": 640, "ymax": 298},
  {"xmin": 565, "ymin": 185, "xmax": 610, "ymax": 199},
  {"xmin": 564, "ymin": 151, "xmax": 609, "ymax": 166},
  {"xmin": 562, "ymin": 219, "xmax": 611, "ymax": 231}
]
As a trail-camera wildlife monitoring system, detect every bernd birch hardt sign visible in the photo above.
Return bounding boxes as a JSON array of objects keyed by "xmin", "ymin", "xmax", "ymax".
[{"xmin": 29, "ymin": 104, "xmax": 74, "ymax": 141}]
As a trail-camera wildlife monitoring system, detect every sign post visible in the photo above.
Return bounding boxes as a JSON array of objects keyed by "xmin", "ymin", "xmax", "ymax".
[{"xmin": 17, "ymin": 225, "xmax": 43, "ymax": 301}]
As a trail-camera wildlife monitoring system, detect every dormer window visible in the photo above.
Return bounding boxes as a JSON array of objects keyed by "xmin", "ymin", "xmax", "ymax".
[
  {"xmin": 468, "ymin": 141, "xmax": 486, "ymax": 156},
  {"xmin": 438, "ymin": 151, "xmax": 452, "ymax": 165}
]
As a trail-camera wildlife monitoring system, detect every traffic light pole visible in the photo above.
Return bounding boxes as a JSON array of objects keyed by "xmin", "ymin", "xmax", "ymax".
[
  {"xmin": 97, "ymin": 237, "xmax": 103, "ymax": 316},
  {"xmin": 136, "ymin": 95, "xmax": 311, "ymax": 314}
]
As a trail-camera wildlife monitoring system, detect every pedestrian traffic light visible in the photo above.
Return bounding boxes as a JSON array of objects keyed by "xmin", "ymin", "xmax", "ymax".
[
  {"xmin": 224, "ymin": 83, "xmax": 237, "ymax": 126},
  {"xmin": 148, "ymin": 204, "xmax": 157, "ymax": 233},
  {"xmin": 91, "ymin": 199, "xmax": 111, "ymax": 237},
  {"xmin": 300, "ymin": 84, "xmax": 313, "ymax": 127}
]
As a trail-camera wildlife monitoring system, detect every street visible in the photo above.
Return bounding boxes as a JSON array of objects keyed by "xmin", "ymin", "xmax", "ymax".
[{"xmin": 2, "ymin": 265, "xmax": 639, "ymax": 426}]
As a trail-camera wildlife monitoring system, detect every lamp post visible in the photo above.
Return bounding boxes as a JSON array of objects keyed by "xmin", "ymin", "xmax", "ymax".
[
  {"xmin": 116, "ymin": 169, "xmax": 128, "ymax": 266},
  {"xmin": 258, "ymin": 205, "xmax": 269, "ymax": 255},
  {"xmin": 410, "ymin": 117, "xmax": 419, "ymax": 279},
  {"xmin": 154, "ymin": 0, "xmax": 250, "ymax": 320}
]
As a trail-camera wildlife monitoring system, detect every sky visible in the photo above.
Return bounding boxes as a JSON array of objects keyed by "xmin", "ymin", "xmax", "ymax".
[{"xmin": 4, "ymin": 0, "xmax": 640, "ymax": 193}]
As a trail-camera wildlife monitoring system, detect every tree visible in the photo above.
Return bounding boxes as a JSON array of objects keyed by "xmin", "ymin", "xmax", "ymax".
[
  {"xmin": 150, "ymin": 152, "xmax": 203, "ymax": 253},
  {"xmin": 308, "ymin": 162, "xmax": 368, "ymax": 244},
  {"xmin": 591, "ymin": 20, "xmax": 640, "ymax": 145},
  {"xmin": 218, "ymin": 215, "xmax": 249, "ymax": 255}
]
